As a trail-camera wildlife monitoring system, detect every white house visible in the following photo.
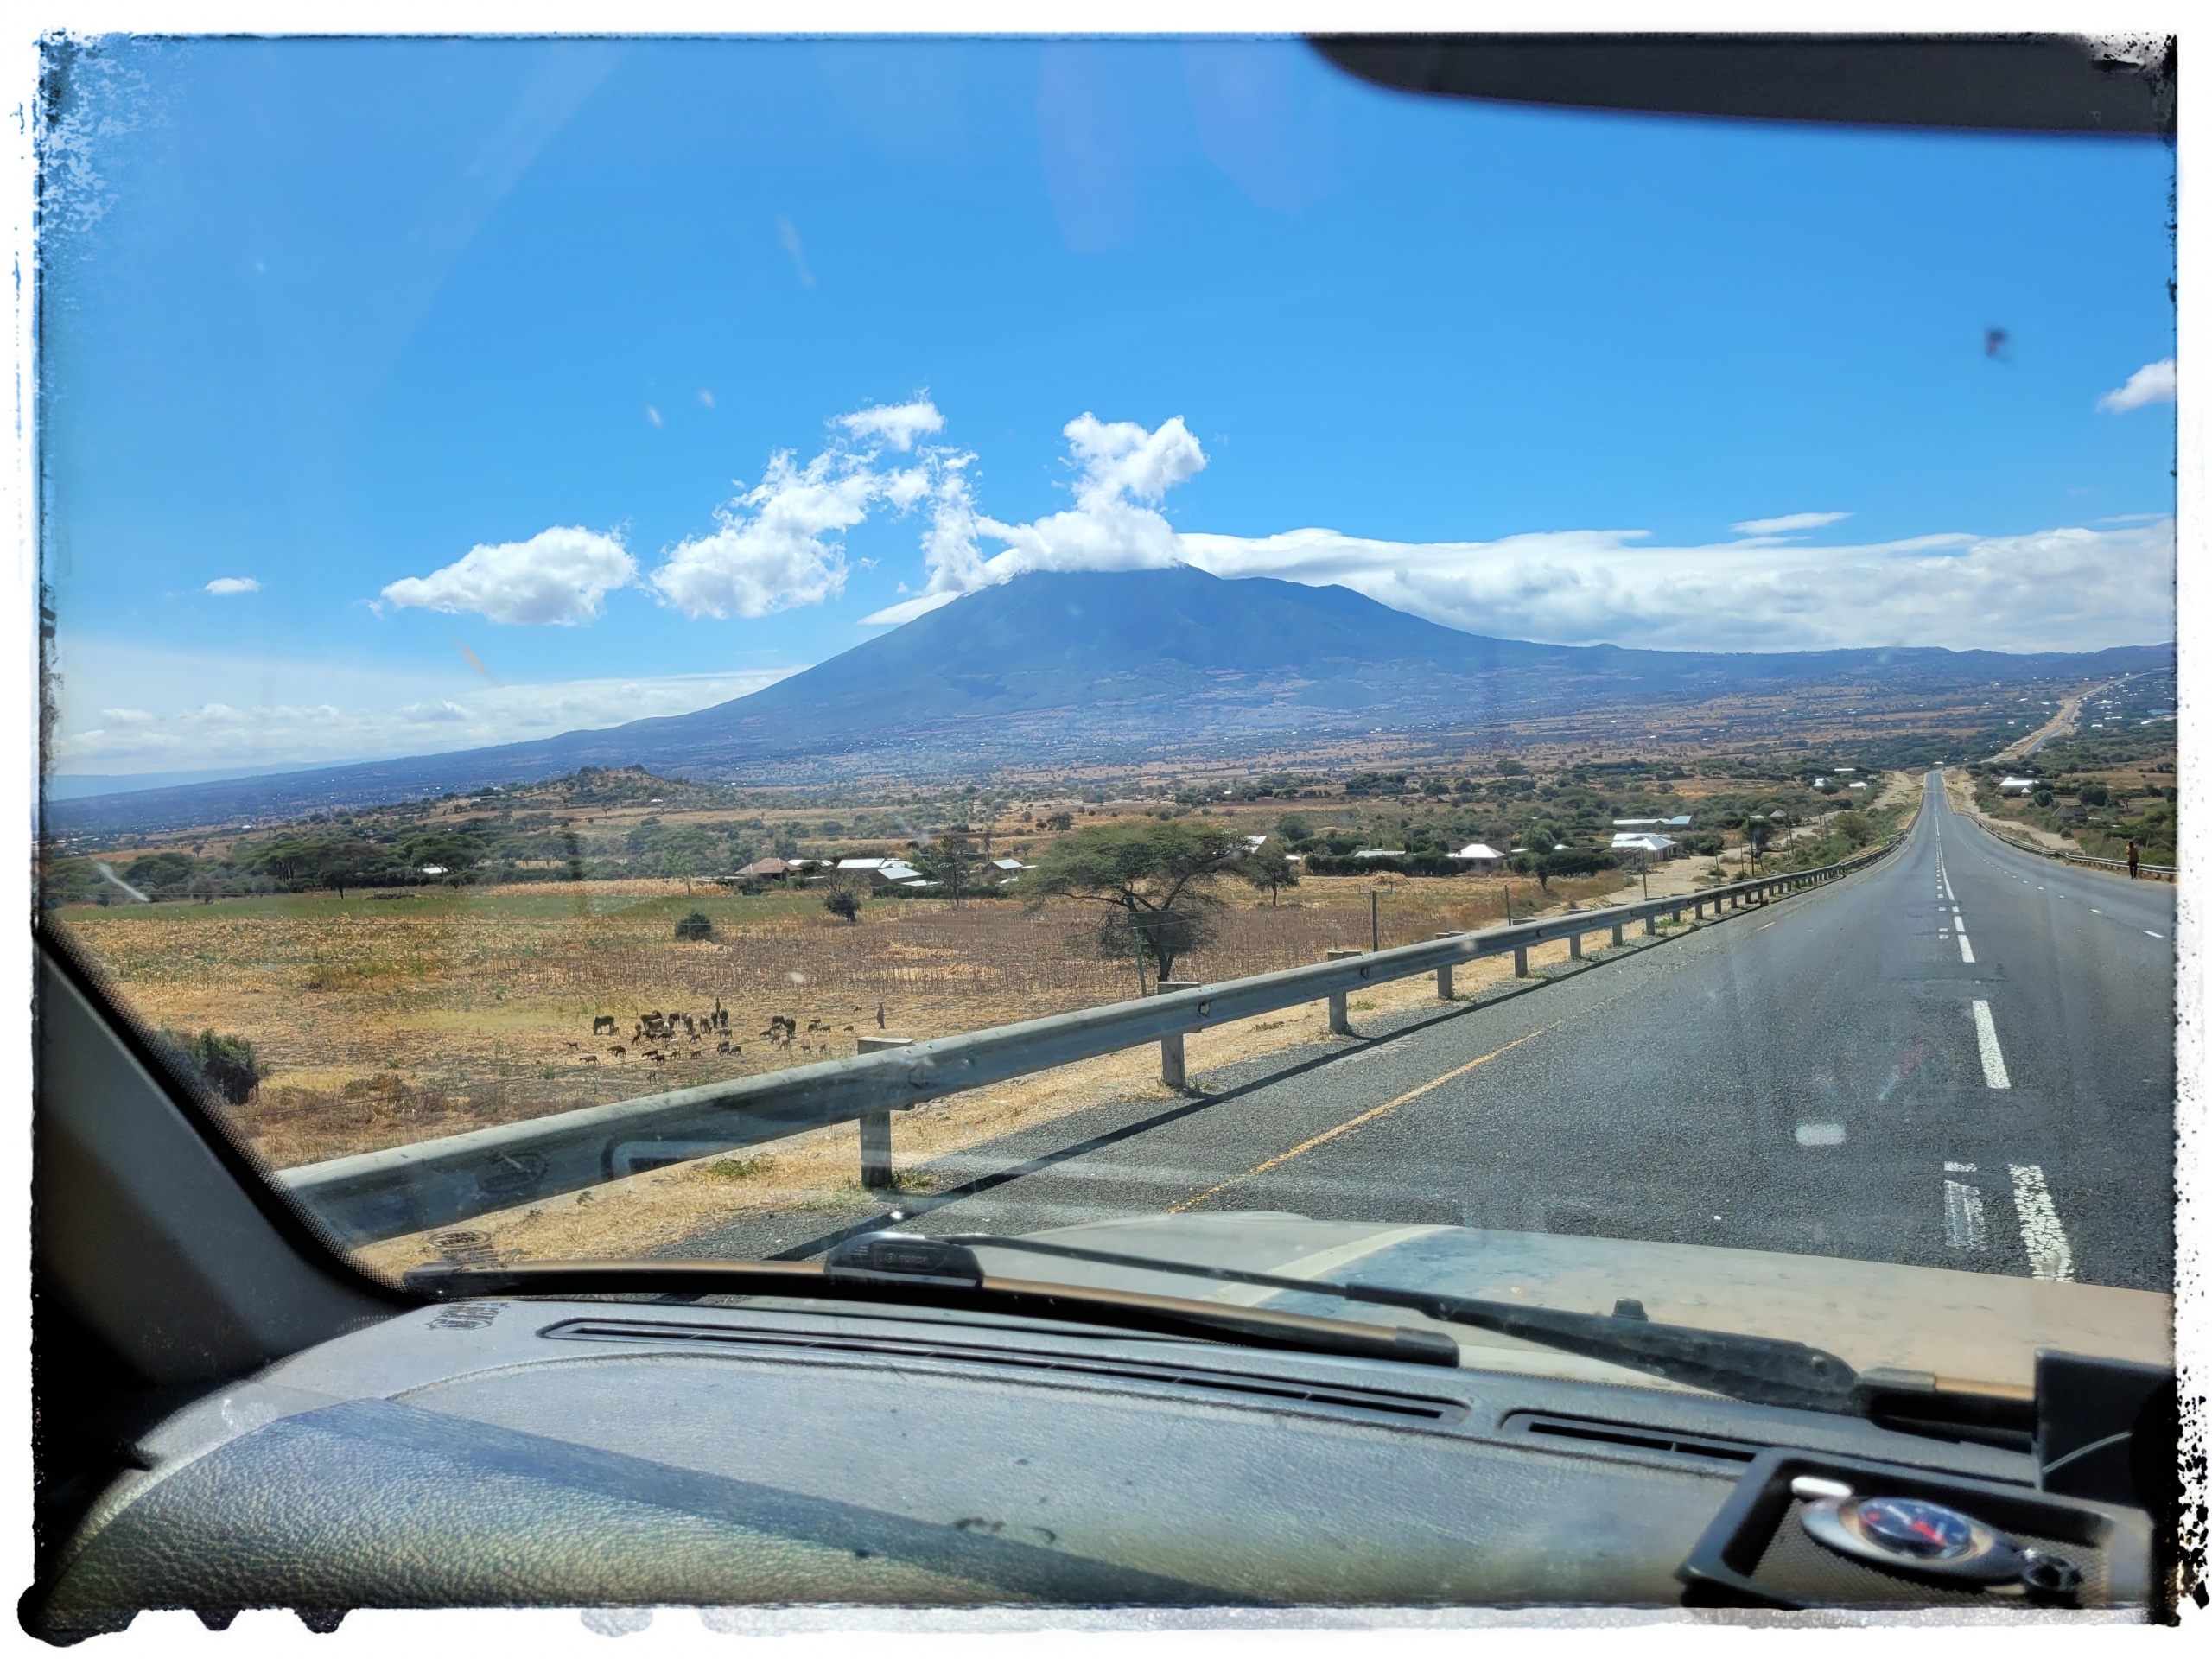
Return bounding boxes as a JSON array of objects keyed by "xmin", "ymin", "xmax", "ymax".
[
  {"xmin": 1998, "ymin": 776, "xmax": 2037, "ymax": 797},
  {"xmin": 1611, "ymin": 815, "xmax": 1692, "ymax": 830},
  {"xmin": 1448, "ymin": 842, "xmax": 1505, "ymax": 873},
  {"xmin": 1351, "ymin": 848, "xmax": 1408, "ymax": 860},
  {"xmin": 1610, "ymin": 832, "xmax": 1681, "ymax": 860}
]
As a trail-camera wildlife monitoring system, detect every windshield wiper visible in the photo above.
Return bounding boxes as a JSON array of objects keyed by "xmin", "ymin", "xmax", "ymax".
[
  {"xmin": 944, "ymin": 1233, "xmax": 1928, "ymax": 1418},
  {"xmin": 403, "ymin": 1240, "xmax": 1462, "ymax": 1371}
]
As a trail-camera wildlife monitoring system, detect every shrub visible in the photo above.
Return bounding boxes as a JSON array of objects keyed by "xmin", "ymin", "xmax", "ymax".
[
  {"xmin": 157, "ymin": 1027, "xmax": 262, "ymax": 1105},
  {"xmin": 673, "ymin": 909, "xmax": 715, "ymax": 941},
  {"xmin": 2077, "ymin": 781, "xmax": 2110, "ymax": 807}
]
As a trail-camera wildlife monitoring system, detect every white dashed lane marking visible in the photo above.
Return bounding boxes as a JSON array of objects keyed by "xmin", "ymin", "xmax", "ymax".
[
  {"xmin": 1944, "ymin": 1179, "xmax": 1989, "ymax": 1251},
  {"xmin": 1958, "ymin": 933, "xmax": 1976, "ymax": 963},
  {"xmin": 1971, "ymin": 1001, "xmax": 2011, "ymax": 1089},
  {"xmin": 2009, "ymin": 1164, "xmax": 2075, "ymax": 1281}
]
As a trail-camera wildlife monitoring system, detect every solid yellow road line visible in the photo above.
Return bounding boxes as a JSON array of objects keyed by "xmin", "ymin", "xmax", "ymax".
[{"xmin": 1169, "ymin": 1022, "xmax": 1560, "ymax": 1214}]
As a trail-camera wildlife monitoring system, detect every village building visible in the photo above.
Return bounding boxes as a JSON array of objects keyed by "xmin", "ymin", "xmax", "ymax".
[
  {"xmin": 1610, "ymin": 815, "xmax": 1692, "ymax": 830},
  {"xmin": 1998, "ymin": 776, "xmax": 2038, "ymax": 797},
  {"xmin": 1448, "ymin": 842, "xmax": 1505, "ymax": 873},
  {"xmin": 1610, "ymin": 832, "xmax": 1681, "ymax": 860}
]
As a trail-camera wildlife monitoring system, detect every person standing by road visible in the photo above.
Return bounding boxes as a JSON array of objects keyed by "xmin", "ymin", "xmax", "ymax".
[{"xmin": 2126, "ymin": 839, "xmax": 2141, "ymax": 880}]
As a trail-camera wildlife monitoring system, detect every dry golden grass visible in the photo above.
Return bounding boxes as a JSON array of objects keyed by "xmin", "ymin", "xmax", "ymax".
[
  {"xmin": 353, "ymin": 922, "xmax": 1623, "ymax": 1279},
  {"xmin": 54, "ymin": 868, "xmax": 1630, "ymax": 1174}
]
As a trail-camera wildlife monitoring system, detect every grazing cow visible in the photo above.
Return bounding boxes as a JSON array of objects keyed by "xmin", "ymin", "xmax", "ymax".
[
  {"xmin": 610, "ymin": 1045, "xmax": 626, "ymax": 1057},
  {"xmin": 582, "ymin": 1054, "xmax": 598, "ymax": 1064},
  {"xmin": 592, "ymin": 1014, "xmax": 616, "ymax": 1036}
]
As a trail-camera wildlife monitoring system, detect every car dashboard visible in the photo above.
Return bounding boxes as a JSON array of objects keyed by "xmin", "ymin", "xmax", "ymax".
[{"xmin": 38, "ymin": 1294, "xmax": 2152, "ymax": 1630}]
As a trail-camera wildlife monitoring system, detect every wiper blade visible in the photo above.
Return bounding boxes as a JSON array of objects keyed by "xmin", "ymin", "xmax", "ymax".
[
  {"xmin": 945, "ymin": 1234, "xmax": 1868, "ymax": 1414},
  {"xmin": 402, "ymin": 1250, "xmax": 1461, "ymax": 1370}
]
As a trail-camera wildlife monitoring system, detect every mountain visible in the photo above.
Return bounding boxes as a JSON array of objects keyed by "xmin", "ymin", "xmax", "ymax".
[{"xmin": 45, "ymin": 566, "xmax": 2171, "ymax": 836}]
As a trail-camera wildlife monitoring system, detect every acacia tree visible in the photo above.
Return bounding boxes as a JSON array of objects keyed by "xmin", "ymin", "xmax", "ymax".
[
  {"xmin": 1025, "ymin": 821, "xmax": 1244, "ymax": 986},
  {"xmin": 915, "ymin": 830, "xmax": 981, "ymax": 907},
  {"xmin": 1238, "ymin": 842, "xmax": 1300, "ymax": 906}
]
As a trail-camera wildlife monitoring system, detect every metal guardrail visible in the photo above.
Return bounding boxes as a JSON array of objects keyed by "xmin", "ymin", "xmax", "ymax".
[
  {"xmin": 281, "ymin": 842, "xmax": 1897, "ymax": 1245},
  {"xmin": 1964, "ymin": 813, "xmax": 2177, "ymax": 881}
]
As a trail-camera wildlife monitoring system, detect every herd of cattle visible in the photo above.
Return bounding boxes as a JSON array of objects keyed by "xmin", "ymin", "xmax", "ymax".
[{"xmin": 569, "ymin": 999, "xmax": 857, "ymax": 1067}]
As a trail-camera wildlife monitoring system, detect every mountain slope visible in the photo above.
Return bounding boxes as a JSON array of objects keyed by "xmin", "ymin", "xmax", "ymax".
[{"xmin": 47, "ymin": 566, "xmax": 2172, "ymax": 836}]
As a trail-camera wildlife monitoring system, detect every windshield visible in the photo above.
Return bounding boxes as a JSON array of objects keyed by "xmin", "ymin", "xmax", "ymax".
[{"xmin": 35, "ymin": 35, "xmax": 2178, "ymax": 1399}]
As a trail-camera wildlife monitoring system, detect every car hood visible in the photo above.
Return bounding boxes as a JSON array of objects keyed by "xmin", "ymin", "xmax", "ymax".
[{"xmin": 964, "ymin": 1211, "xmax": 2170, "ymax": 1396}]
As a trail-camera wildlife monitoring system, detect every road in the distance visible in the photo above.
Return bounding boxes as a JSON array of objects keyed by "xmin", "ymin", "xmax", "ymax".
[{"xmin": 679, "ymin": 772, "xmax": 2174, "ymax": 1291}]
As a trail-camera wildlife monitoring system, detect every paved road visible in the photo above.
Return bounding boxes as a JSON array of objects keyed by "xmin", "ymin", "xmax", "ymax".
[{"xmin": 677, "ymin": 772, "xmax": 2173, "ymax": 1291}]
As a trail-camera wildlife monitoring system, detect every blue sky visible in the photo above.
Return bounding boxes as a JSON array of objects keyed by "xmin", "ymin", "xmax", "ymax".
[{"xmin": 41, "ymin": 36, "xmax": 2177, "ymax": 778}]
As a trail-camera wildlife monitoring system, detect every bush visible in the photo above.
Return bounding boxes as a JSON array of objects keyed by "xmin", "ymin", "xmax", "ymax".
[
  {"xmin": 2077, "ymin": 781, "xmax": 2110, "ymax": 807},
  {"xmin": 157, "ymin": 1028, "xmax": 262, "ymax": 1105},
  {"xmin": 673, "ymin": 910, "xmax": 715, "ymax": 941},
  {"xmin": 2033, "ymin": 788, "xmax": 2055, "ymax": 808}
]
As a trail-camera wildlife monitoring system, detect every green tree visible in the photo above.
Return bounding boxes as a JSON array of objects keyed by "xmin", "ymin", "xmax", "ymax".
[
  {"xmin": 1238, "ymin": 842, "xmax": 1301, "ymax": 906},
  {"xmin": 1833, "ymin": 811, "xmax": 1874, "ymax": 847},
  {"xmin": 915, "ymin": 830, "xmax": 982, "ymax": 907},
  {"xmin": 1025, "ymin": 820, "xmax": 1243, "ymax": 984}
]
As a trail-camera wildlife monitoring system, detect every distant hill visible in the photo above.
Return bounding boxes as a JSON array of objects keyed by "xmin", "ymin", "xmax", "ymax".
[{"xmin": 45, "ymin": 566, "xmax": 2172, "ymax": 836}]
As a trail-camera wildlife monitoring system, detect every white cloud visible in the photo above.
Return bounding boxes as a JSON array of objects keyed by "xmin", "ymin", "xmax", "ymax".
[
  {"xmin": 203, "ymin": 576, "xmax": 260, "ymax": 595},
  {"xmin": 648, "ymin": 399, "xmax": 959, "ymax": 620},
  {"xmin": 380, "ymin": 526, "xmax": 637, "ymax": 626},
  {"xmin": 838, "ymin": 397, "xmax": 945, "ymax": 453},
  {"xmin": 843, "ymin": 406, "xmax": 2164, "ymax": 652},
  {"xmin": 48, "ymin": 639, "xmax": 805, "ymax": 776},
  {"xmin": 1730, "ymin": 512, "xmax": 1851, "ymax": 537},
  {"xmin": 1172, "ymin": 518, "xmax": 2173, "ymax": 653},
  {"xmin": 2096, "ymin": 358, "xmax": 2176, "ymax": 414},
  {"xmin": 649, "ymin": 450, "xmax": 873, "ymax": 619},
  {"xmin": 861, "ymin": 412, "xmax": 1206, "ymax": 622}
]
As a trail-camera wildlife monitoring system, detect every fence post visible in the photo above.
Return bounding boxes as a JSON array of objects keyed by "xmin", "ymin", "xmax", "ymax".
[
  {"xmin": 1323, "ymin": 949, "xmax": 1363, "ymax": 1033},
  {"xmin": 1154, "ymin": 981, "xmax": 1201, "ymax": 1088},
  {"xmin": 855, "ymin": 1035, "xmax": 912, "ymax": 1188}
]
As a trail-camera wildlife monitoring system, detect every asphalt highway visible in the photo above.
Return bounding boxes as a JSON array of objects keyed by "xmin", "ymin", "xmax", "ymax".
[{"xmin": 678, "ymin": 772, "xmax": 2174, "ymax": 1292}]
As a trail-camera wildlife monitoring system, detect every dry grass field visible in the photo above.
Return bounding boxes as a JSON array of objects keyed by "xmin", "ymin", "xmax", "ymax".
[{"xmin": 53, "ymin": 867, "xmax": 1632, "ymax": 1173}]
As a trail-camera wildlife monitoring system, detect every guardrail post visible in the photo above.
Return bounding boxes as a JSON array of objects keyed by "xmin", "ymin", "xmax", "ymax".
[
  {"xmin": 858, "ymin": 1112, "xmax": 893, "ymax": 1189},
  {"xmin": 1427, "ymin": 935, "xmax": 1458, "ymax": 998},
  {"xmin": 1567, "ymin": 930, "xmax": 1582, "ymax": 960},
  {"xmin": 1512, "ymin": 943, "xmax": 1529, "ymax": 976},
  {"xmin": 1643, "ymin": 911, "xmax": 1656, "ymax": 936},
  {"xmin": 855, "ymin": 1035, "xmax": 913, "ymax": 1188},
  {"xmin": 1154, "ymin": 981, "xmax": 1201, "ymax": 1088},
  {"xmin": 1611, "ymin": 919, "xmax": 1624, "ymax": 947},
  {"xmin": 1325, "ymin": 949, "xmax": 1360, "ymax": 1033}
]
